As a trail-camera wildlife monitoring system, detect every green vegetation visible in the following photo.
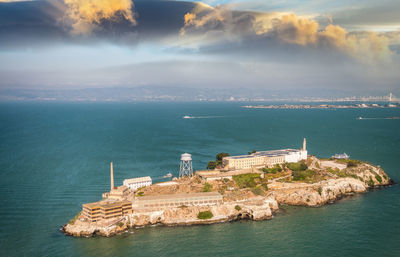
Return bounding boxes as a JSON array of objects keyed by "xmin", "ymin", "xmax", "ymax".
[
  {"xmin": 235, "ymin": 205, "xmax": 241, "ymax": 211},
  {"xmin": 375, "ymin": 174, "xmax": 382, "ymax": 183},
  {"xmin": 136, "ymin": 191, "xmax": 144, "ymax": 197},
  {"xmin": 232, "ymin": 173, "xmax": 260, "ymax": 188},
  {"xmin": 251, "ymin": 187, "xmax": 264, "ymax": 196},
  {"xmin": 334, "ymin": 159, "xmax": 362, "ymax": 167},
  {"xmin": 315, "ymin": 162, "xmax": 321, "ymax": 169},
  {"xmin": 346, "ymin": 160, "xmax": 361, "ymax": 167},
  {"xmin": 367, "ymin": 176, "xmax": 375, "ymax": 187},
  {"xmin": 223, "ymin": 178, "xmax": 230, "ymax": 183},
  {"xmin": 203, "ymin": 182, "xmax": 213, "ymax": 192},
  {"xmin": 261, "ymin": 183, "xmax": 268, "ymax": 191},
  {"xmin": 384, "ymin": 175, "xmax": 388, "ymax": 180},
  {"xmin": 317, "ymin": 187, "xmax": 323, "ymax": 196},
  {"xmin": 207, "ymin": 161, "xmax": 217, "ymax": 170},
  {"xmin": 68, "ymin": 211, "xmax": 82, "ymax": 225},
  {"xmin": 216, "ymin": 152, "xmax": 229, "ymax": 162},
  {"xmin": 197, "ymin": 210, "xmax": 213, "ymax": 220},
  {"xmin": 117, "ymin": 222, "xmax": 124, "ymax": 227},
  {"xmin": 287, "ymin": 161, "xmax": 308, "ymax": 172},
  {"xmin": 248, "ymin": 149, "xmax": 257, "ymax": 154},
  {"xmin": 262, "ymin": 164, "xmax": 282, "ymax": 174},
  {"xmin": 206, "ymin": 152, "xmax": 230, "ymax": 169},
  {"xmin": 292, "ymin": 169, "xmax": 315, "ymax": 181},
  {"xmin": 179, "ymin": 205, "xmax": 188, "ymax": 208}
]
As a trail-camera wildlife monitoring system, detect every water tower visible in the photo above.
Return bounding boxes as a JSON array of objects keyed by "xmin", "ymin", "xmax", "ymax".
[{"xmin": 179, "ymin": 153, "xmax": 193, "ymax": 177}]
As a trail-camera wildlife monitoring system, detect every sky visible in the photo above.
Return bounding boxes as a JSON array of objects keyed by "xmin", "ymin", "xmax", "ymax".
[{"xmin": 0, "ymin": 0, "xmax": 399, "ymax": 99}]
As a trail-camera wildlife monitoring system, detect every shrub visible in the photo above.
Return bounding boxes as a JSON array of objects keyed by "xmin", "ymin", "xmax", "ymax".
[
  {"xmin": 287, "ymin": 161, "xmax": 308, "ymax": 172},
  {"xmin": 203, "ymin": 182, "xmax": 213, "ymax": 192},
  {"xmin": 251, "ymin": 187, "xmax": 264, "ymax": 196},
  {"xmin": 136, "ymin": 191, "xmax": 144, "ymax": 197},
  {"xmin": 262, "ymin": 164, "xmax": 282, "ymax": 174},
  {"xmin": 197, "ymin": 210, "xmax": 213, "ymax": 220},
  {"xmin": 235, "ymin": 205, "xmax": 241, "ymax": 211},
  {"xmin": 207, "ymin": 161, "xmax": 217, "ymax": 170},
  {"xmin": 117, "ymin": 222, "xmax": 124, "ymax": 227},
  {"xmin": 232, "ymin": 173, "xmax": 260, "ymax": 188},
  {"xmin": 367, "ymin": 176, "xmax": 375, "ymax": 187},
  {"xmin": 375, "ymin": 174, "xmax": 382, "ymax": 183},
  {"xmin": 317, "ymin": 187, "xmax": 323, "ymax": 196},
  {"xmin": 223, "ymin": 178, "xmax": 230, "ymax": 183},
  {"xmin": 292, "ymin": 169, "xmax": 315, "ymax": 181},
  {"xmin": 346, "ymin": 160, "xmax": 359, "ymax": 167},
  {"xmin": 248, "ymin": 150, "xmax": 257, "ymax": 154},
  {"xmin": 261, "ymin": 183, "xmax": 268, "ymax": 191}
]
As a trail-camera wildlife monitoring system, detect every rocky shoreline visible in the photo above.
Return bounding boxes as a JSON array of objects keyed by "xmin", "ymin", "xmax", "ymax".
[{"xmin": 63, "ymin": 158, "xmax": 394, "ymax": 237}]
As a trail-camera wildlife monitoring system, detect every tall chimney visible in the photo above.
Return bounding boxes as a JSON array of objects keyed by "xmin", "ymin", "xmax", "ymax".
[
  {"xmin": 110, "ymin": 162, "xmax": 114, "ymax": 190},
  {"xmin": 303, "ymin": 138, "xmax": 307, "ymax": 151}
]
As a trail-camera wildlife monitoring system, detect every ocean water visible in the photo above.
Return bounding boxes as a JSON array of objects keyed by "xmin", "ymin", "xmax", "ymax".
[{"xmin": 0, "ymin": 102, "xmax": 399, "ymax": 257}]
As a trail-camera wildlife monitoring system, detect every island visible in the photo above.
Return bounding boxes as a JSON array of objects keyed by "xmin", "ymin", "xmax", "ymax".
[
  {"xmin": 63, "ymin": 139, "xmax": 394, "ymax": 237},
  {"xmin": 242, "ymin": 103, "xmax": 399, "ymax": 109}
]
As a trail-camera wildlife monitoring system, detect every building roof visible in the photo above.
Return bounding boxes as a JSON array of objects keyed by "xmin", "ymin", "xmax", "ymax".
[
  {"xmin": 196, "ymin": 169, "xmax": 259, "ymax": 178},
  {"xmin": 83, "ymin": 199, "xmax": 131, "ymax": 209},
  {"xmin": 135, "ymin": 192, "xmax": 222, "ymax": 201},
  {"xmin": 224, "ymin": 149, "xmax": 301, "ymax": 160},
  {"xmin": 124, "ymin": 176, "xmax": 152, "ymax": 184}
]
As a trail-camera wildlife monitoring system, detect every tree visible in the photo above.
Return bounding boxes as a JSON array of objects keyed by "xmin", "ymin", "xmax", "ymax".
[
  {"xmin": 216, "ymin": 152, "xmax": 229, "ymax": 162},
  {"xmin": 248, "ymin": 149, "xmax": 256, "ymax": 154},
  {"xmin": 207, "ymin": 161, "xmax": 217, "ymax": 170}
]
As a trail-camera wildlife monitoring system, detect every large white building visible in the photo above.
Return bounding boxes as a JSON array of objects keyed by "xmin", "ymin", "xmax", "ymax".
[
  {"xmin": 123, "ymin": 176, "xmax": 152, "ymax": 190},
  {"xmin": 222, "ymin": 138, "xmax": 308, "ymax": 171}
]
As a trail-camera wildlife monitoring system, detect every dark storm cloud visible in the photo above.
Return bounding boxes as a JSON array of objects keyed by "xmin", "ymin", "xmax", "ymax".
[{"xmin": 0, "ymin": 0, "xmax": 196, "ymax": 48}]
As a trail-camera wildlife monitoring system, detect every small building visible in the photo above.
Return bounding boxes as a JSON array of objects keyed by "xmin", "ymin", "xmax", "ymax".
[
  {"xmin": 123, "ymin": 176, "xmax": 152, "ymax": 190},
  {"xmin": 132, "ymin": 192, "xmax": 223, "ymax": 210},
  {"xmin": 82, "ymin": 200, "xmax": 132, "ymax": 223},
  {"xmin": 102, "ymin": 185, "xmax": 131, "ymax": 200}
]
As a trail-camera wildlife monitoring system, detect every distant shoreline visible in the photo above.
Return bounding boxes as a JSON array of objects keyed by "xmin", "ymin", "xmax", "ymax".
[{"xmin": 242, "ymin": 103, "xmax": 399, "ymax": 109}]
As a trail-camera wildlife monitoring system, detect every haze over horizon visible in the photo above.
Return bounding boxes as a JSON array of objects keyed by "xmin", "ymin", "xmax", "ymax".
[{"xmin": 0, "ymin": 0, "xmax": 399, "ymax": 101}]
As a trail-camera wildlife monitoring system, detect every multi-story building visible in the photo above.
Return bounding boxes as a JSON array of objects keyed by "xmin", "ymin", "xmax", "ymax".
[
  {"xmin": 123, "ymin": 176, "xmax": 152, "ymax": 190},
  {"xmin": 132, "ymin": 192, "xmax": 223, "ymax": 210},
  {"xmin": 222, "ymin": 139, "xmax": 308, "ymax": 171},
  {"xmin": 82, "ymin": 200, "xmax": 132, "ymax": 223}
]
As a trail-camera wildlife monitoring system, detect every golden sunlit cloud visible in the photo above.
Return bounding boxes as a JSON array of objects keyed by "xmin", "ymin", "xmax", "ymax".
[
  {"xmin": 63, "ymin": 0, "xmax": 137, "ymax": 35},
  {"xmin": 181, "ymin": 6, "xmax": 392, "ymax": 63}
]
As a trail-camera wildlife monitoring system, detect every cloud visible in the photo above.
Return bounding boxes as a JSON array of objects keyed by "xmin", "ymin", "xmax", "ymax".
[
  {"xmin": 63, "ymin": 0, "xmax": 137, "ymax": 35},
  {"xmin": 180, "ymin": 6, "xmax": 392, "ymax": 63}
]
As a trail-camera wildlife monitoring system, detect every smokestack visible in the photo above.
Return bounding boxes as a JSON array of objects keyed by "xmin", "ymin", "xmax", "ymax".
[
  {"xmin": 303, "ymin": 138, "xmax": 307, "ymax": 151},
  {"xmin": 110, "ymin": 162, "xmax": 114, "ymax": 190}
]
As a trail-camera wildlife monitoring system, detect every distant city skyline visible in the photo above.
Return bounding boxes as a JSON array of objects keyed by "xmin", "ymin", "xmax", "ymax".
[{"xmin": 0, "ymin": 0, "xmax": 399, "ymax": 98}]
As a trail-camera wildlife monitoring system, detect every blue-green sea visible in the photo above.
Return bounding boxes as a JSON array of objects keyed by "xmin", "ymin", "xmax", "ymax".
[{"xmin": 1, "ymin": 102, "xmax": 400, "ymax": 257}]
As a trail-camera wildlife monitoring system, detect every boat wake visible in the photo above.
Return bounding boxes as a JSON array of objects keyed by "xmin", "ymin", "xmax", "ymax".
[
  {"xmin": 357, "ymin": 117, "xmax": 400, "ymax": 120},
  {"xmin": 183, "ymin": 115, "xmax": 223, "ymax": 119}
]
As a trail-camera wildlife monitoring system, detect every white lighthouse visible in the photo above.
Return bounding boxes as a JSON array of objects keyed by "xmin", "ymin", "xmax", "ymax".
[{"xmin": 300, "ymin": 138, "xmax": 307, "ymax": 160}]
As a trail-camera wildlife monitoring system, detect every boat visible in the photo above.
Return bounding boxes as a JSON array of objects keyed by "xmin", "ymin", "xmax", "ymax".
[
  {"xmin": 163, "ymin": 172, "xmax": 172, "ymax": 178},
  {"xmin": 331, "ymin": 153, "xmax": 350, "ymax": 159},
  {"xmin": 183, "ymin": 115, "xmax": 192, "ymax": 119},
  {"xmin": 358, "ymin": 117, "xmax": 363, "ymax": 120}
]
